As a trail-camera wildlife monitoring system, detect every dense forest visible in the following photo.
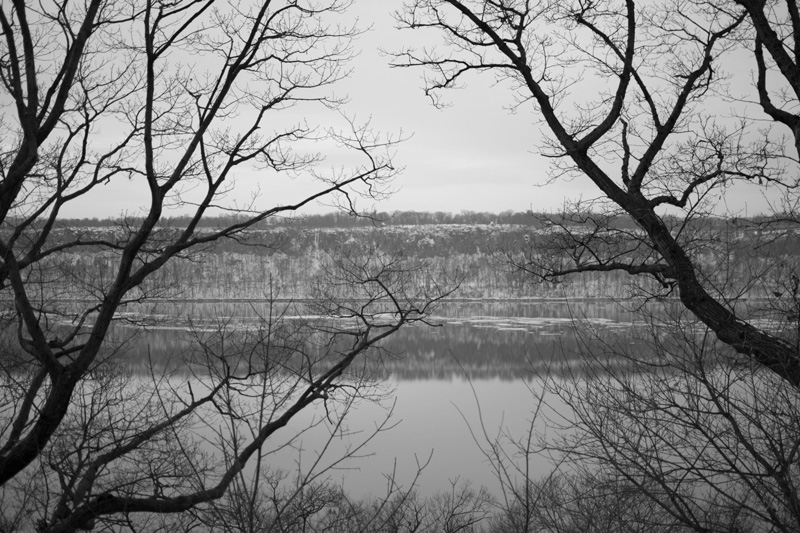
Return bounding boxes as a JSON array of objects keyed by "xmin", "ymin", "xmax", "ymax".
[{"xmin": 16, "ymin": 211, "xmax": 800, "ymax": 301}]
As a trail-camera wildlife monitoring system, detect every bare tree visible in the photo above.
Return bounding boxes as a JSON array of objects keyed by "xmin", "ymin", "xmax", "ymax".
[
  {"xmin": 448, "ymin": 308, "xmax": 800, "ymax": 532},
  {"xmin": 1, "ymin": 243, "xmax": 455, "ymax": 532},
  {"xmin": 538, "ymin": 308, "xmax": 800, "ymax": 532},
  {"xmin": 0, "ymin": 1, "xmax": 460, "ymax": 530},
  {"xmin": 393, "ymin": 0, "xmax": 800, "ymax": 386},
  {"xmin": 394, "ymin": 2, "xmax": 800, "ymax": 530}
]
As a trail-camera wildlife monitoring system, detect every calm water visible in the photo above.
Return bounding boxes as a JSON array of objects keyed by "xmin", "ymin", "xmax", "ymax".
[{"xmin": 114, "ymin": 301, "xmax": 647, "ymax": 497}]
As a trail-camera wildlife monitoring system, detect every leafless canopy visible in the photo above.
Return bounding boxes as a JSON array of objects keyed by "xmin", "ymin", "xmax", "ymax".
[
  {"xmin": 394, "ymin": 0, "xmax": 800, "ymax": 386},
  {"xmin": 0, "ymin": 1, "xmax": 456, "ymax": 531}
]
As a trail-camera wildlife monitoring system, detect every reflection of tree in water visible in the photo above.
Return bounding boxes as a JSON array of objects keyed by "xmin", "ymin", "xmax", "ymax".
[
  {"xmin": 378, "ymin": 320, "xmax": 654, "ymax": 379},
  {"xmin": 126, "ymin": 300, "xmax": 642, "ymax": 323},
  {"xmin": 432, "ymin": 300, "xmax": 639, "ymax": 322},
  {"xmin": 116, "ymin": 314, "xmax": 656, "ymax": 380}
]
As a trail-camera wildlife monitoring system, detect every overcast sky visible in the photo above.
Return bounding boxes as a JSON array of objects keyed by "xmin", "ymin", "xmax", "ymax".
[
  {"xmin": 64, "ymin": 0, "xmax": 776, "ymax": 219},
  {"xmin": 308, "ymin": 0, "xmax": 607, "ymax": 216},
  {"xmin": 340, "ymin": 0, "xmax": 777, "ymax": 218}
]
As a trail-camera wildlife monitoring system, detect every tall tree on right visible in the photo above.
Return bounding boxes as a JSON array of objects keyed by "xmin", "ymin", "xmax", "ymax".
[
  {"xmin": 397, "ymin": 1, "xmax": 800, "ymax": 530},
  {"xmin": 394, "ymin": 0, "xmax": 800, "ymax": 386}
]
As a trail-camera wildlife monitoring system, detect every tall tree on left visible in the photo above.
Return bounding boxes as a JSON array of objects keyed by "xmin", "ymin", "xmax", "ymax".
[{"xmin": 0, "ymin": 2, "xmax": 446, "ymax": 531}]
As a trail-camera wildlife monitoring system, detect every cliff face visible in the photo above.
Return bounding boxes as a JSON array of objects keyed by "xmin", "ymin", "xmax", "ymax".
[{"xmin": 32, "ymin": 220, "xmax": 798, "ymax": 301}]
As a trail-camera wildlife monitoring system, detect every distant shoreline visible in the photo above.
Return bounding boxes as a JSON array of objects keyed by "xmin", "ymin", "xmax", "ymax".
[{"xmin": 1, "ymin": 296, "xmax": 706, "ymax": 304}]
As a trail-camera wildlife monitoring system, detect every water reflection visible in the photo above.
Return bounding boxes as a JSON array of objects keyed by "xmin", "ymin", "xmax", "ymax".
[
  {"xmin": 121, "ymin": 299, "xmax": 640, "ymax": 323},
  {"xmin": 293, "ymin": 376, "xmax": 557, "ymax": 498},
  {"xmin": 97, "ymin": 301, "xmax": 646, "ymax": 497},
  {"xmin": 115, "ymin": 301, "xmax": 652, "ymax": 380}
]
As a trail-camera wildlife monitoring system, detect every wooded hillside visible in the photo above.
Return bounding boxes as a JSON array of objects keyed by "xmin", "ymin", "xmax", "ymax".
[{"xmin": 19, "ymin": 212, "xmax": 800, "ymax": 300}]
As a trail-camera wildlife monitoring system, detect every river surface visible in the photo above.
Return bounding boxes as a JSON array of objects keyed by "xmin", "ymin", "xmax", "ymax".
[{"xmin": 115, "ymin": 300, "xmax": 649, "ymax": 498}]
